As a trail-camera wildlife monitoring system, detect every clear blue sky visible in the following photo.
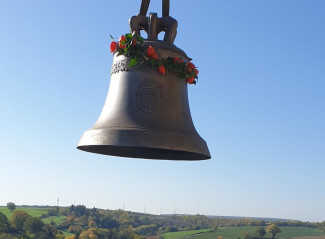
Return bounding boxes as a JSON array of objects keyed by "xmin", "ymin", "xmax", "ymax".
[{"xmin": 1, "ymin": 0, "xmax": 324, "ymax": 222}]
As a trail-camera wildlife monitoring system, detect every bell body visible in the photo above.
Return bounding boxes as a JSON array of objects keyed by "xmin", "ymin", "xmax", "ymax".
[{"xmin": 77, "ymin": 41, "xmax": 210, "ymax": 160}]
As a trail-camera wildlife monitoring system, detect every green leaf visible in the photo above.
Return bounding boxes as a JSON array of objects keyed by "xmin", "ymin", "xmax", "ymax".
[
  {"xmin": 109, "ymin": 32, "xmax": 199, "ymax": 85},
  {"xmin": 128, "ymin": 58, "xmax": 138, "ymax": 67},
  {"xmin": 138, "ymin": 37, "xmax": 144, "ymax": 44},
  {"xmin": 110, "ymin": 34, "xmax": 114, "ymax": 40}
]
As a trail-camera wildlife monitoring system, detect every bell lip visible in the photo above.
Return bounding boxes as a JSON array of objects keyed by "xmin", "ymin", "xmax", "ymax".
[
  {"xmin": 77, "ymin": 128, "xmax": 211, "ymax": 161},
  {"xmin": 77, "ymin": 145, "xmax": 211, "ymax": 161}
]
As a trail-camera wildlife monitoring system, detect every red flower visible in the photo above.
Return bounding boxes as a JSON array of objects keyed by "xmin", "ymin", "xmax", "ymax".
[
  {"xmin": 158, "ymin": 65, "xmax": 166, "ymax": 75},
  {"xmin": 110, "ymin": 41, "xmax": 117, "ymax": 52},
  {"xmin": 153, "ymin": 54, "xmax": 158, "ymax": 60},
  {"xmin": 187, "ymin": 62, "xmax": 195, "ymax": 69},
  {"xmin": 174, "ymin": 57, "xmax": 184, "ymax": 63},
  {"xmin": 118, "ymin": 35, "xmax": 126, "ymax": 49},
  {"xmin": 131, "ymin": 38, "xmax": 137, "ymax": 47},
  {"xmin": 147, "ymin": 46, "xmax": 155, "ymax": 58},
  {"xmin": 119, "ymin": 35, "xmax": 126, "ymax": 43},
  {"xmin": 186, "ymin": 61, "xmax": 196, "ymax": 72},
  {"xmin": 187, "ymin": 77, "xmax": 195, "ymax": 84},
  {"xmin": 195, "ymin": 69, "xmax": 199, "ymax": 75}
]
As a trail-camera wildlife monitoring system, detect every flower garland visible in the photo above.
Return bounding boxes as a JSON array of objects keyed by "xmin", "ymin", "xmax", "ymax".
[{"xmin": 110, "ymin": 33, "xmax": 198, "ymax": 85}]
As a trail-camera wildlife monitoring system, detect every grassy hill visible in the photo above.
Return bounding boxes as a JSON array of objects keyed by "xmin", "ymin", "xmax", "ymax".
[
  {"xmin": 161, "ymin": 229, "xmax": 212, "ymax": 239},
  {"xmin": 0, "ymin": 206, "xmax": 73, "ymax": 238},
  {"xmin": 163, "ymin": 226, "xmax": 325, "ymax": 239},
  {"xmin": 41, "ymin": 215, "xmax": 67, "ymax": 225},
  {"xmin": 0, "ymin": 206, "xmax": 48, "ymax": 219}
]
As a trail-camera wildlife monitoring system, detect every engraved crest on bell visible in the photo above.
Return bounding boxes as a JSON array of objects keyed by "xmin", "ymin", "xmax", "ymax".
[{"xmin": 137, "ymin": 83, "xmax": 162, "ymax": 113}]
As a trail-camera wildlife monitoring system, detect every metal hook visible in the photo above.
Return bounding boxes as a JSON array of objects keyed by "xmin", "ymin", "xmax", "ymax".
[
  {"xmin": 162, "ymin": 0, "xmax": 170, "ymax": 17},
  {"xmin": 139, "ymin": 0, "xmax": 170, "ymax": 17}
]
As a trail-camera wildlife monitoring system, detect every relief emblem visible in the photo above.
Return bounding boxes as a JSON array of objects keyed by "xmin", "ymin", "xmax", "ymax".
[{"xmin": 137, "ymin": 83, "xmax": 162, "ymax": 113}]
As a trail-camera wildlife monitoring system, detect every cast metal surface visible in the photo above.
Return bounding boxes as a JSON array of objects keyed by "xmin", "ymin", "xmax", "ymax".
[
  {"xmin": 77, "ymin": 1, "xmax": 211, "ymax": 160},
  {"xmin": 130, "ymin": 0, "xmax": 177, "ymax": 44}
]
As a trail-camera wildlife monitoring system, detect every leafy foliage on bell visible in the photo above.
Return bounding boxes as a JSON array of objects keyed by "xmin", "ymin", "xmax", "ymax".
[{"xmin": 110, "ymin": 33, "xmax": 199, "ymax": 84}]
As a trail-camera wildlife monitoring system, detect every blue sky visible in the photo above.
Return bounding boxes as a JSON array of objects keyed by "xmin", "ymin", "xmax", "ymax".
[{"xmin": 1, "ymin": 0, "xmax": 324, "ymax": 222}]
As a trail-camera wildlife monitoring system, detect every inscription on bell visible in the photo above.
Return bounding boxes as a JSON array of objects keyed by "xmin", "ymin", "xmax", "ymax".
[{"xmin": 137, "ymin": 83, "xmax": 162, "ymax": 113}]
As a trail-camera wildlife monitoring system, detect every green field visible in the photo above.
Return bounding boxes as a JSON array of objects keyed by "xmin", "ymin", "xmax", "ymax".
[
  {"xmin": 0, "ymin": 207, "xmax": 66, "ymax": 226},
  {"xmin": 277, "ymin": 226, "xmax": 325, "ymax": 238},
  {"xmin": 41, "ymin": 215, "xmax": 67, "ymax": 225},
  {"xmin": 62, "ymin": 230, "xmax": 74, "ymax": 238},
  {"xmin": 163, "ymin": 226, "xmax": 325, "ymax": 239},
  {"xmin": 162, "ymin": 229, "xmax": 212, "ymax": 239},
  {"xmin": 0, "ymin": 207, "xmax": 48, "ymax": 219}
]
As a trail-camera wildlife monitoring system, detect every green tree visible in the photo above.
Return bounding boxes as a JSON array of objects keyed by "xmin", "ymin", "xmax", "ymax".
[
  {"xmin": 0, "ymin": 234, "xmax": 16, "ymax": 239},
  {"xmin": 101, "ymin": 216, "xmax": 119, "ymax": 229},
  {"xmin": 135, "ymin": 224, "xmax": 159, "ymax": 235},
  {"xmin": 212, "ymin": 223, "xmax": 218, "ymax": 232},
  {"xmin": 242, "ymin": 231, "xmax": 250, "ymax": 239},
  {"xmin": 255, "ymin": 226, "xmax": 266, "ymax": 238},
  {"xmin": 40, "ymin": 224, "xmax": 64, "ymax": 239},
  {"xmin": 79, "ymin": 228, "xmax": 105, "ymax": 239},
  {"xmin": 119, "ymin": 212, "xmax": 130, "ymax": 225},
  {"xmin": 266, "ymin": 224, "xmax": 281, "ymax": 239},
  {"xmin": 68, "ymin": 225, "xmax": 82, "ymax": 235},
  {"xmin": 75, "ymin": 205, "xmax": 87, "ymax": 216},
  {"xmin": 24, "ymin": 217, "xmax": 44, "ymax": 233},
  {"xmin": 47, "ymin": 206, "xmax": 59, "ymax": 216},
  {"xmin": 6, "ymin": 202, "xmax": 16, "ymax": 211},
  {"xmin": 10, "ymin": 210, "xmax": 31, "ymax": 231},
  {"xmin": 65, "ymin": 236, "xmax": 76, "ymax": 239},
  {"xmin": 69, "ymin": 204, "xmax": 75, "ymax": 212},
  {"xmin": 320, "ymin": 221, "xmax": 325, "ymax": 233},
  {"xmin": 0, "ymin": 212, "xmax": 10, "ymax": 233}
]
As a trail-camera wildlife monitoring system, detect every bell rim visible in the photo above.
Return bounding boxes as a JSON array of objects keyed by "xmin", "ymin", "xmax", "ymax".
[
  {"xmin": 77, "ymin": 145, "xmax": 211, "ymax": 161},
  {"xmin": 77, "ymin": 128, "xmax": 211, "ymax": 161}
]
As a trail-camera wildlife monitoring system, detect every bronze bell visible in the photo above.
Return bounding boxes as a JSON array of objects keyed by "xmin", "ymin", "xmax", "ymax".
[{"xmin": 77, "ymin": 0, "xmax": 210, "ymax": 160}]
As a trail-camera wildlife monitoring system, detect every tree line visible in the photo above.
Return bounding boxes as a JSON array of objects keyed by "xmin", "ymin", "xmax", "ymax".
[{"xmin": 1, "ymin": 202, "xmax": 325, "ymax": 239}]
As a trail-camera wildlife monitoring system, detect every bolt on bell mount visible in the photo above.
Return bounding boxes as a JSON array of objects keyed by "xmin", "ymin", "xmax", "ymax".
[{"xmin": 77, "ymin": 0, "xmax": 211, "ymax": 160}]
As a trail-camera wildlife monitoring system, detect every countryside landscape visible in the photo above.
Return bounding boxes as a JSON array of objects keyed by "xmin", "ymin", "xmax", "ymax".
[{"xmin": 1, "ymin": 203, "xmax": 324, "ymax": 239}]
